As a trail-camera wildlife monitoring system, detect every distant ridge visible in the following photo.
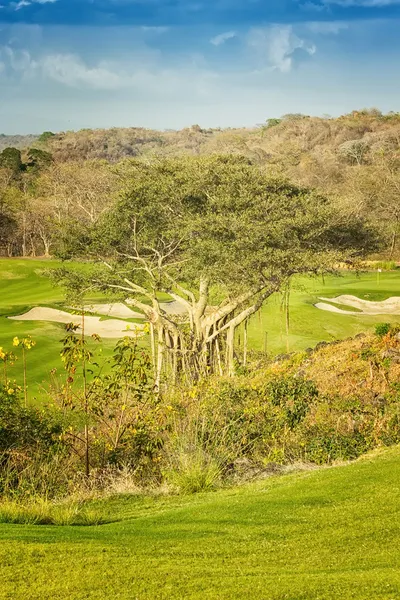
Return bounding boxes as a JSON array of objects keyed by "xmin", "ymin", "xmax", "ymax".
[{"xmin": 0, "ymin": 134, "xmax": 39, "ymax": 151}]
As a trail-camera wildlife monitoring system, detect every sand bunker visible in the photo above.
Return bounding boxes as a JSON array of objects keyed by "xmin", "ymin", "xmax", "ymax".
[
  {"xmin": 9, "ymin": 307, "xmax": 144, "ymax": 338},
  {"xmin": 84, "ymin": 303, "xmax": 145, "ymax": 320},
  {"xmin": 315, "ymin": 295, "xmax": 400, "ymax": 316},
  {"xmin": 160, "ymin": 300, "xmax": 189, "ymax": 315}
]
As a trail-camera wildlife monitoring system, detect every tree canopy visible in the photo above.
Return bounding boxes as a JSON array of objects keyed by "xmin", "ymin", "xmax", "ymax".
[{"xmin": 57, "ymin": 155, "xmax": 379, "ymax": 384}]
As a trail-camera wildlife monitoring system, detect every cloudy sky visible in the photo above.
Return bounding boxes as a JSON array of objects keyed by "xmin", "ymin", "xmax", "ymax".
[{"xmin": 0, "ymin": 0, "xmax": 399, "ymax": 133}]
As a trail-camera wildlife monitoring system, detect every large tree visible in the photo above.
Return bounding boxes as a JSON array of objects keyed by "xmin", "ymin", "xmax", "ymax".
[{"xmin": 57, "ymin": 155, "xmax": 379, "ymax": 384}]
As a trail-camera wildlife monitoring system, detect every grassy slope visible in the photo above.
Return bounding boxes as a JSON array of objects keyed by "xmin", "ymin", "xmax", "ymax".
[{"xmin": 1, "ymin": 447, "xmax": 400, "ymax": 599}]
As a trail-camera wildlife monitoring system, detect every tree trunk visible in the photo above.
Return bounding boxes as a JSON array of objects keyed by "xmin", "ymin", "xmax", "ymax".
[
  {"xmin": 389, "ymin": 230, "xmax": 397, "ymax": 259},
  {"xmin": 155, "ymin": 324, "xmax": 165, "ymax": 391},
  {"xmin": 21, "ymin": 214, "xmax": 27, "ymax": 257},
  {"xmin": 226, "ymin": 325, "xmax": 235, "ymax": 377},
  {"xmin": 243, "ymin": 320, "xmax": 248, "ymax": 367}
]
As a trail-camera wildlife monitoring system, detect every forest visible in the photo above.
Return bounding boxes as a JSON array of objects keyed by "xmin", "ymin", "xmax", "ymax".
[{"xmin": 1, "ymin": 108, "xmax": 400, "ymax": 260}]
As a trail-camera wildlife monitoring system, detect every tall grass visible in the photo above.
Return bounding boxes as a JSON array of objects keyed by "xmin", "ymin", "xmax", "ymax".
[
  {"xmin": 0, "ymin": 498, "xmax": 110, "ymax": 526},
  {"xmin": 163, "ymin": 397, "xmax": 247, "ymax": 494}
]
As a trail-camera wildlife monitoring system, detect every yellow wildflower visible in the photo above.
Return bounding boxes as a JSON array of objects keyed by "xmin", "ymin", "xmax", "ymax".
[{"xmin": 13, "ymin": 337, "xmax": 20, "ymax": 347}]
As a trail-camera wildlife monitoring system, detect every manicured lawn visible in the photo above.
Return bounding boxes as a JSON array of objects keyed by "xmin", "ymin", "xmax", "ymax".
[
  {"xmin": 248, "ymin": 271, "xmax": 400, "ymax": 355},
  {"xmin": 1, "ymin": 447, "xmax": 400, "ymax": 599}
]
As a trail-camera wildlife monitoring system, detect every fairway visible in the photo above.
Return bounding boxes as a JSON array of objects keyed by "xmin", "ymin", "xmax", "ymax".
[
  {"xmin": 1, "ymin": 447, "xmax": 400, "ymax": 599},
  {"xmin": 1, "ymin": 259, "xmax": 400, "ymax": 398},
  {"xmin": 0, "ymin": 259, "xmax": 114, "ymax": 401},
  {"xmin": 248, "ymin": 270, "xmax": 400, "ymax": 355}
]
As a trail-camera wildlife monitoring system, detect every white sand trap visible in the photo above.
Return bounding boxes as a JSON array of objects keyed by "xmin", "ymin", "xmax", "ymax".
[
  {"xmin": 160, "ymin": 300, "xmax": 189, "ymax": 315},
  {"xmin": 316, "ymin": 295, "xmax": 400, "ymax": 316},
  {"xmin": 9, "ymin": 307, "xmax": 144, "ymax": 338},
  {"xmin": 84, "ymin": 303, "xmax": 145, "ymax": 320}
]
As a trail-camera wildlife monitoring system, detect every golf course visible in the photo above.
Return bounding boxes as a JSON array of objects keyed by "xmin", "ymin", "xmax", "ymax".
[{"xmin": 1, "ymin": 258, "xmax": 399, "ymax": 400}]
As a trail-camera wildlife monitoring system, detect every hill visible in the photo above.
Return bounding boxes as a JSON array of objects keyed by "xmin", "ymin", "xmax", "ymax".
[
  {"xmin": 42, "ymin": 109, "xmax": 400, "ymax": 165},
  {"xmin": 0, "ymin": 134, "xmax": 39, "ymax": 152},
  {"xmin": 43, "ymin": 110, "xmax": 400, "ymax": 259},
  {"xmin": 1, "ymin": 446, "xmax": 400, "ymax": 599},
  {"xmin": 1, "ymin": 109, "xmax": 400, "ymax": 258}
]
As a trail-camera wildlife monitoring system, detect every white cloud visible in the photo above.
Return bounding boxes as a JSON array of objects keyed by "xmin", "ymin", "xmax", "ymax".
[
  {"xmin": 13, "ymin": 0, "xmax": 57, "ymax": 9},
  {"xmin": 210, "ymin": 31, "xmax": 237, "ymax": 46},
  {"xmin": 248, "ymin": 25, "xmax": 316, "ymax": 73},
  {"xmin": 14, "ymin": 1, "xmax": 31, "ymax": 9},
  {"xmin": 40, "ymin": 54, "xmax": 126, "ymax": 89},
  {"xmin": 0, "ymin": 48, "xmax": 128, "ymax": 89},
  {"xmin": 0, "ymin": 46, "xmax": 220, "ymax": 98}
]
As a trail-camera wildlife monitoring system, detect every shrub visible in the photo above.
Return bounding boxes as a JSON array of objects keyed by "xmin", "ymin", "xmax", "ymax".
[
  {"xmin": 262, "ymin": 376, "xmax": 318, "ymax": 429},
  {"xmin": 164, "ymin": 447, "xmax": 223, "ymax": 494},
  {"xmin": 375, "ymin": 323, "xmax": 391, "ymax": 337},
  {"xmin": 0, "ymin": 385, "xmax": 70, "ymax": 498}
]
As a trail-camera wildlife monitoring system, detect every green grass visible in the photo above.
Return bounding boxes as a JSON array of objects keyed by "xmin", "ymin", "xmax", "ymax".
[
  {"xmin": 0, "ymin": 499, "xmax": 108, "ymax": 526},
  {"xmin": 1, "ymin": 260, "xmax": 400, "ymax": 399},
  {"xmin": 0, "ymin": 259, "xmax": 124, "ymax": 401},
  {"xmin": 1, "ymin": 447, "xmax": 400, "ymax": 599},
  {"xmin": 247, "ymin": 271, "xmax": 400, "ymax": 355}
]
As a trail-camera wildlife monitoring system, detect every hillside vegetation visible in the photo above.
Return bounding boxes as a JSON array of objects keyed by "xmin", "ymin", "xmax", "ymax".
[
  {"xmin": 1, "ymin": 109, "xmax": 400, "ymax": 258},
  {"xmin": 0, "ymin": 134, "xmax": 39, "ymax": 152}
]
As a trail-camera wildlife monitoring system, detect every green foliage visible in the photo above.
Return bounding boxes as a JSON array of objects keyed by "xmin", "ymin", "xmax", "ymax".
[
  {"xmin": 0, "ymin": 147, "xmax": 23, "ymax": 175},
  {"xmin": 58, "ymin": 325, "xmax": 162, "ymax": 478},
  {"xmin": 375, "ymin": 322, "xmax": 391, "ymax": 337},
  {"xmin": 263, "ymin": 376, "xmax": 318, "ymax": 429},
  {"xmin": 374, "ymin": 260, "xmax": 398, "ymax": 271},
  {"xmin": 38, "ymin": 131, "xmax": 55, "ymax": 143},
  {"xmin": 26, "ymin": 148, "xmax": 53, "ymax": 171},
  {"xmin": 0, "ymin": 385, "xmax": 62, "ymax": 456},
  {"xmin": 0, "ymin": 384, "xmax": 68, "ymax": 497},
  {"xmin": 265, "ymin": 118, "xmax": 282, "ymax": 129},
  {"xmin": 165, "ymin": 448, "xmax": 222, "ymax": 494},
  {"xmin": 166, "ymin": 352, "xmax": 400, "ymax": 472},
  {"xmin": 0, "ymin": 213, "xmax": 17, "ymax": 247},
  {"xmin": 63, "ymin": 154, "xmax": 380, "ymax": 292},
  {"xmin": 90, "ymin": 336, "xmax": 162, "ymax": 470}
]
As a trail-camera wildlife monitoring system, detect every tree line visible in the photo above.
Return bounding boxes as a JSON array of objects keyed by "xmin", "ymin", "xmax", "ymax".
[{"xmin": 1, "ymin": 109, "xmax": 400, "ymax": 259}]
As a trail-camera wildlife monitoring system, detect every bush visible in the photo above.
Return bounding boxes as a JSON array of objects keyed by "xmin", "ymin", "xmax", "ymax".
[
  {"xmin": 0, "ymin": 385, "xmax": 69, "ymax": 498},
  {"xmin": 375, "ymin": 323, "xmax": 391, "ymax": 337},
  {"xmin": 164, "ymin": 448, "xmax": 222, "ymax": 494}
]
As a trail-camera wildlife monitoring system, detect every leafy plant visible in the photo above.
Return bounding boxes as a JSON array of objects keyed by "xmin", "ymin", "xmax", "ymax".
[{"xmin": 375, "ymin": 323, "xmax": 391, "ymax": 337}]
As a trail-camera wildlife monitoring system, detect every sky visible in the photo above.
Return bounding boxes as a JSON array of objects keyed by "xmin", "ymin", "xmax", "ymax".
[{"xmin": 0, "ymin": 0, "xmax": 399, "ymax": 133}]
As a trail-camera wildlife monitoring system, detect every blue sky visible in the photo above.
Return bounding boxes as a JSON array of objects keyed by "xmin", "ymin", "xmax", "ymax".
[{"xmin": 0, "ymin": 0, "xmax": 399, "ymax": 133}]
